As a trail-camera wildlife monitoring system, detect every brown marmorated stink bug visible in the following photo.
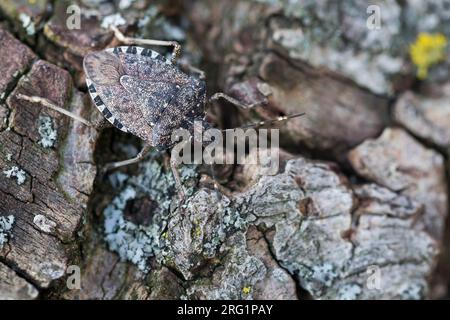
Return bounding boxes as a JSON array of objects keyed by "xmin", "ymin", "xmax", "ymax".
[{"xmin": 18, "ymin": 26, "xmax": 304, "ymax": 198}]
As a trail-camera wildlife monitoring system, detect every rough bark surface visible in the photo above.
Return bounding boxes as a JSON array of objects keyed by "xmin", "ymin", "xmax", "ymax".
[
  {"xmin": 0, "ymin": 28, "xmax": 97, "ymax": 294},
  {"xmin": 0, "ymin": 0, "xmax": 449, "ymax": 300},
  {"xmin": 394, "ymin": 88, "xmax": 450, "ymax": 150},
  {"xmin": 349, "ymin": 128, "xmax": 448, "ymax": 240}
]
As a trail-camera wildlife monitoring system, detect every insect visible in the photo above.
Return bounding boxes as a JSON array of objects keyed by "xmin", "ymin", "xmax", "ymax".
[{"xmin": 18, "ymin": 26, "xmax": 304, "ymax": 198}]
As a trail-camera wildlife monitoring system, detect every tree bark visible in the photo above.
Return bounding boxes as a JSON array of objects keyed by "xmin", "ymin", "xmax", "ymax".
[{"xmin": 0, "ymin": 0, "xmax": 448, "ymax": 300}]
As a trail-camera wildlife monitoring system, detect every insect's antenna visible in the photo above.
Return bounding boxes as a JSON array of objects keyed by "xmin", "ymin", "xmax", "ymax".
[
  {"xmin": 221, "ymin": 112, "xmax": 306, "ymax": 132},
  {"xmin": 16, "ymin": 94, "xmax": 92, "ymax": 127}
]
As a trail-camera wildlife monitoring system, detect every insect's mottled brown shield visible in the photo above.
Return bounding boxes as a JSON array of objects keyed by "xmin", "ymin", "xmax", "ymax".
[{"xmin": 83, "ymin": 46, "xmax": 188, "ymax": 141}]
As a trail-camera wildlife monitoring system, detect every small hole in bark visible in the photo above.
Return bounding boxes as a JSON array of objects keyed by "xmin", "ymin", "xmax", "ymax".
[
  {"xmin": 123, "ymin": 197, "xmax": 158, "ymax": 226},
  {"xmin": 340, "ymin": 228, "xmax": 355, "ymax": 241},
  {"xmin": 294, "ymin": 175, "xmax": 304, "ymax": 187},
  {"xmin": 297, "ymin": 197, "xmax": 312, "ymax": 217}
]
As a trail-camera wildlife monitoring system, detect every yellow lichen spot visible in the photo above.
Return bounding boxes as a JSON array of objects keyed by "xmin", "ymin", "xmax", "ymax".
[
  {"xmin": 162, "ymin": 232, "xmax": 168, "ymax": 239},
  {"xmin": 242, "ymin": 286, "xmax": 251, "ymax": 295},
  {"xmin": 409, "ymin": 32, "xmax": 448, "ymax": 79},
  {"xmin": 195, "ymin": 226, "xmax": 201, "ymax": 237},
  {"xmin": 192, "ymin": 219, "xmax": 202, "ymax": 238}
]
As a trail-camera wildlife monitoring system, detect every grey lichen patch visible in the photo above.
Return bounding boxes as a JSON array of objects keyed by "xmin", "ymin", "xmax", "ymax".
[
  {"xmin": 104, "ymin": 186, "xmax": 157, "ymax": 272},
  {"xmin": 33, "ymin": 214, "xmax": 57, "ymax": 234},
  {"xmin": 102, "ymin": 155, "xmax": 278, "ymax": 299},
  {"xmin": 399, "ymin": 283, "xmax": 424, "ymax": 300},
  {"xmin": 236, "ymin": 152, "xmax": 438, "ymax": 299},
  {"xmin": 103, "ymin": 158, "xmax": 198, "ymax": 272},
  {"xmin": 185, "ymin": 233, "xmax": 266, "ymax": 300},
  {"xmin": 3, "ymin": 166, "xmax": 27, "ymax": 185},
  {"xmin": 337, "ymin": 283, "xmax": 362, "ymax": 300},
  {"xmin": 38, "ymin": 261, "xmax": 66, "ymax": 282},
  {"xmin": 348, "ymin": 128, "xmax": 447, "ymax": 240},
  {"xmin": 0, "ymin": 215, "xmax": 15, "ymax": 247},
  {"xmin": 101, "ymin": 146, "xmax": 438, "ymax": 299},
  {"xmin": 310, "ymin": 263, "xmax": 339, "ymax": 288},
  {"xmin": 163, "ymin": 189, "xmax": 245, "ymax": 280},
  {"xmin": 37, "ymin": 115, "xmax": 57, "ymax": 148},
  {"xmin": 263, "ymin": 0, "xmax": 450, "ymax": 95}
]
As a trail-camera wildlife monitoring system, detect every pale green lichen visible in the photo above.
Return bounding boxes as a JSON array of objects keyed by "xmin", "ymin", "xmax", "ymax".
[
  {"xmin": 311, "ymin": 263, "xmax": 339, "ymax": 287},
  {"xmin": 3, "ymin": 166, "xmax": 26, "ymax": 185},
  {"xmin": 38, "ymin": 115, "xmax": 57, "ymax": 148},
  {"xmin": 137, "ymin": 6, "xmax": 158, "ymax": 28},
  {"xmin": 295, "ymin": 262, "xmax": 340, "ymax": 297},
  {"xmin": 338, "ymin": 283, "xmax": 362, "ymax": 300},
  {"xmin": 201, "ymin": 201, "xmax": 246, "ymax": 258},
  {"xmin": 0, "ymin": 215, "xmax": 15, "ymax": 247},
  {"xmin": 138, "ymin": 5, "xmax": 186, "ymax": 42},
  {"xmin": 104, "ymin": 186, "xmax": 158, "ymax": 272},
  {"xmin": 399, "ymin": 283, "xmax": 424, "ymax": 300},
  {"xmin": 103, "ymin": 158, "xmax": 198, "ymax": 272},
  {"xmin": 118, "ymin": 0, "xmax": 135, "ymax": 10},
  {"xmin": 185, "ymin": 233, "xmax": 266, "ymax": 300},
  {"xmin": 101, "ymin": 13, "xmax": 126, "ymax": 29},
  {"xmin": 18, "ymin": 13, "xmax": 36, "ymax": 36}
]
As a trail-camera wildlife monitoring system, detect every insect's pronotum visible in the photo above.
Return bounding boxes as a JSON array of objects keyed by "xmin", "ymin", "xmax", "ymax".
[{"xmin": 18, "ymin": 26, "xmax": 304, "ymax": 198}]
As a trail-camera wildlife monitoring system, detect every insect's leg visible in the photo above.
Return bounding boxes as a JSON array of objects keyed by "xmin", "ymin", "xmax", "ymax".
[
  {"xmin": 110, "ymin": 26, "xmax": 181, "ymax": 64},
  {"xmin": 170, "ymin": 156, "xmax": 186, "ymax": 203},
  {"xmin": 178, "ymin": 61, "xmax": 206, "ymax": 80},
  {"xmin": 204, "ymin": 92, "xmax": 249, "ymax": 125},
  {"xmin": 16, "ymin": 94, "xmax": 92, "ymax": 127},
  {"xmin": 102, "ymin": 142, "xmax": 152, "ymax": 173},
  {"xmin": 202, "ymin": 168, "xmax": 233, "ymax": 199},
  {"xmin": 209, "ymin": 92, "xmax": 258, "ymax": 110},
  {"xmin": 210, "ymin": 92, "xmax": 306, "ymax": 129}
]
